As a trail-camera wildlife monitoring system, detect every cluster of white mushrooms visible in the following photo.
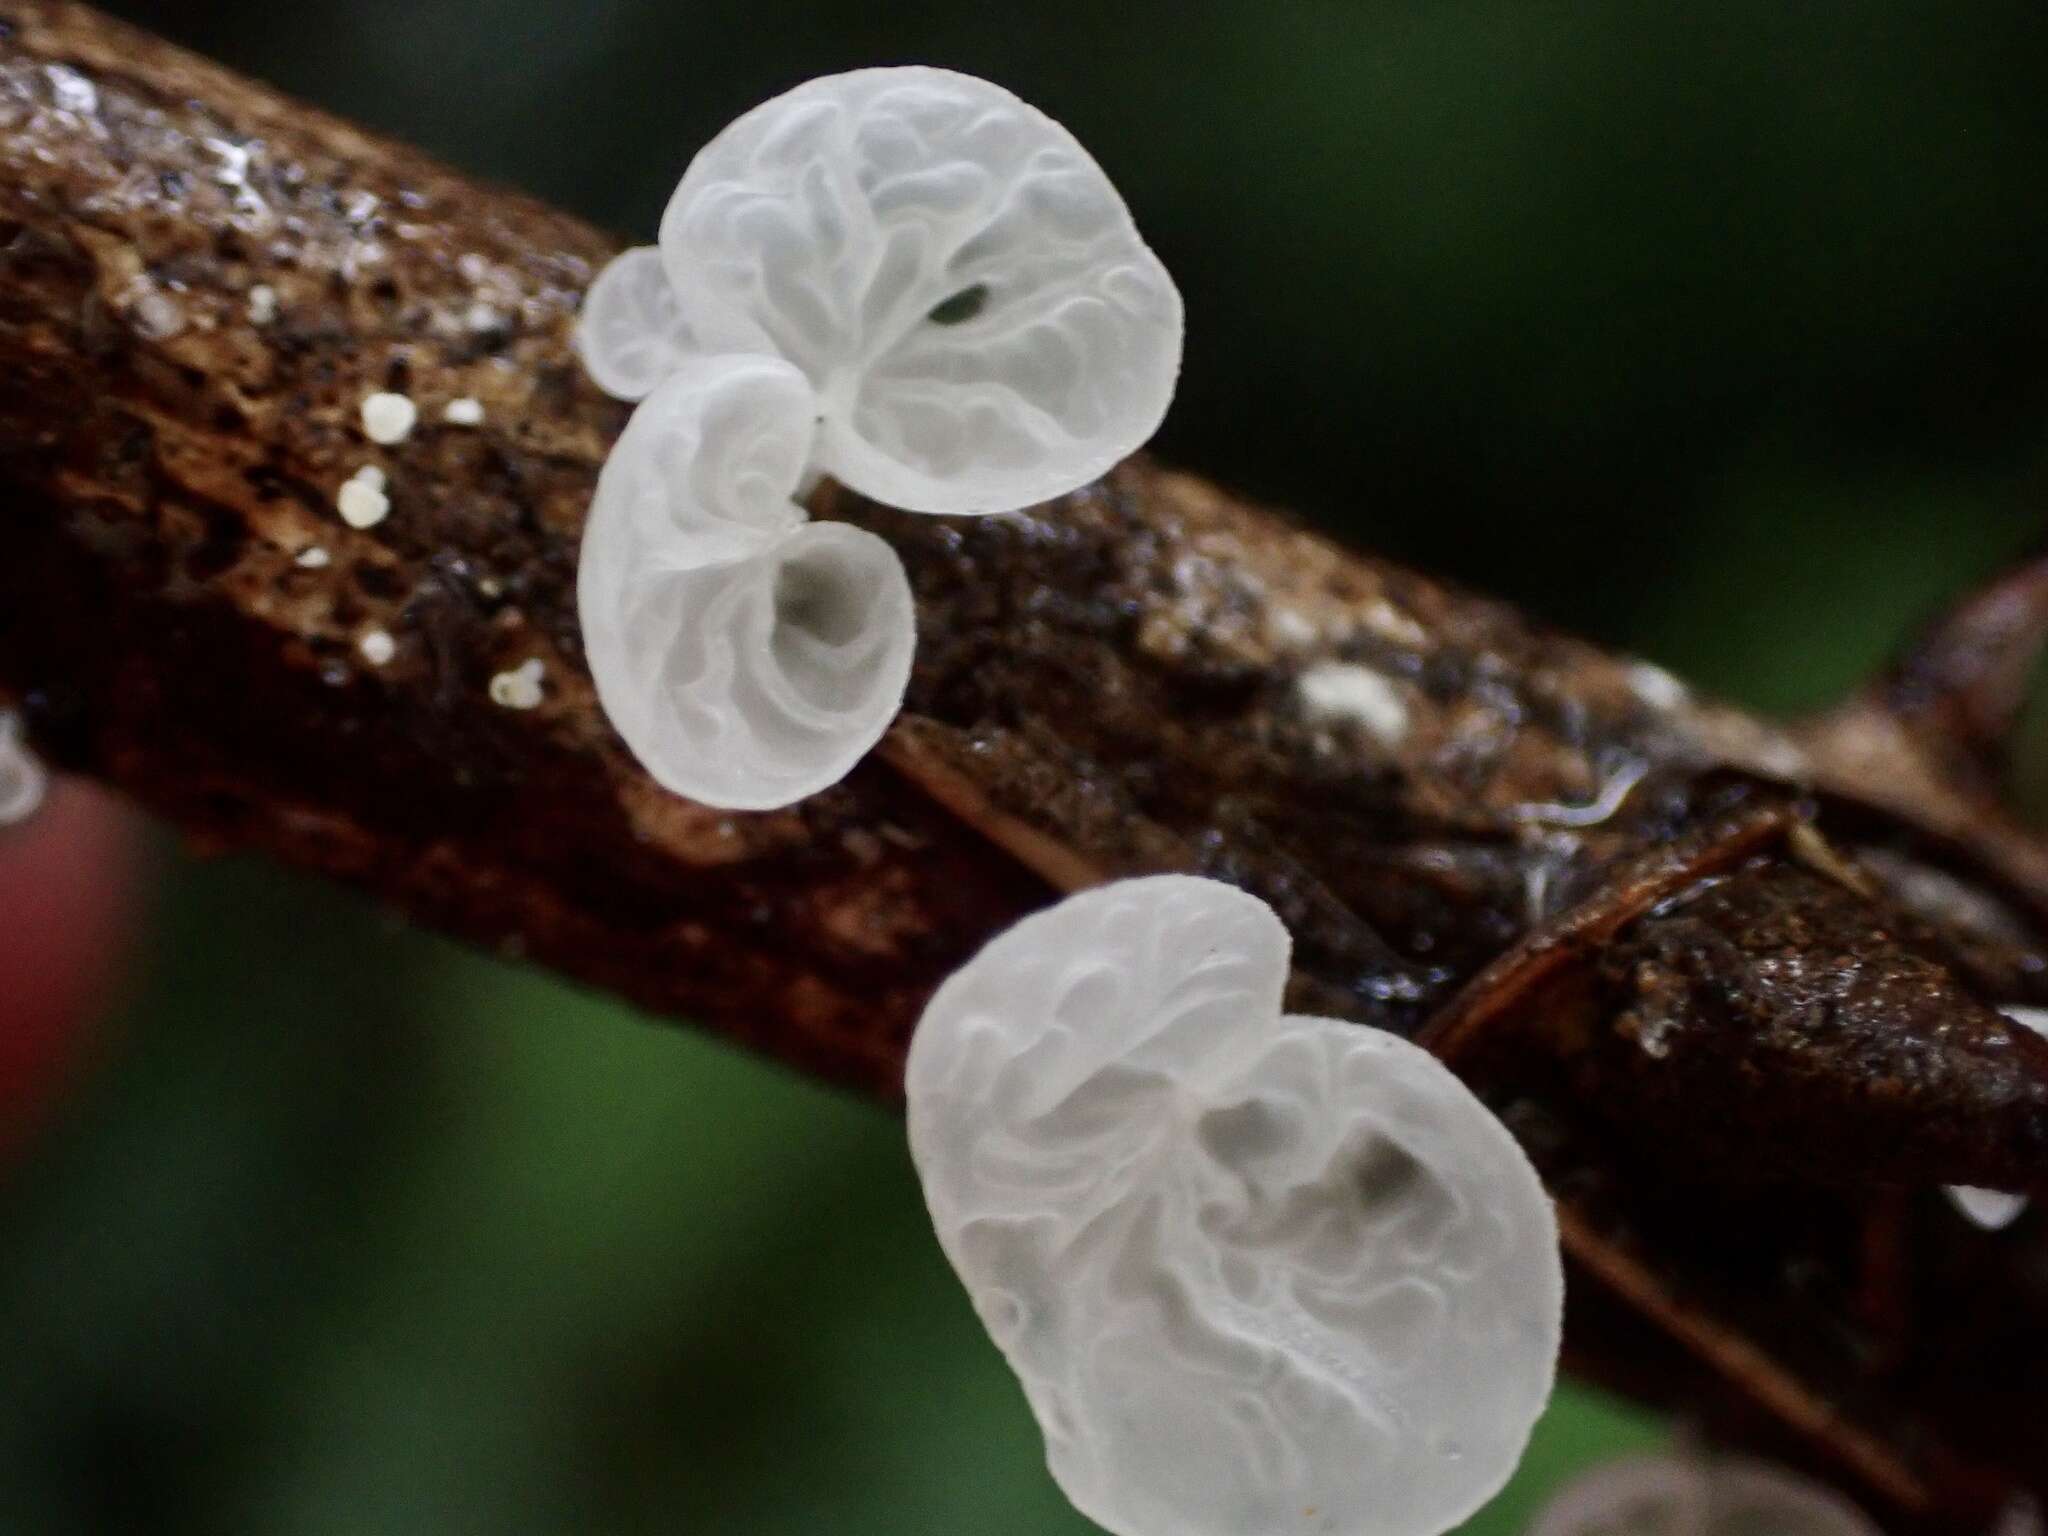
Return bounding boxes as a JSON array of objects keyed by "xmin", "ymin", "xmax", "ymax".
[
  {"xmin": 574, "ymin": 68, "xmax": 1568, "ymax": 1536},
  {"xmin": 566, "ymin": 62, "xmax": 2048, "ymax": 1536},
  {"xmin": 576, "ymin": 66, "xmax": 1183, "ymax": 809}
]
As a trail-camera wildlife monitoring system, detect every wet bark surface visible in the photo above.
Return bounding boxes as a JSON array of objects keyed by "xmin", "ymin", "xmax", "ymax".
[{"xmin": 4, "ymin": 5, "xmax": 2048, "ymax": 1528}]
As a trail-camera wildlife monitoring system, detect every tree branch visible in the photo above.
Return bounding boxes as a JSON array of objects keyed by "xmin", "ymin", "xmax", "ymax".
[{"xmin": 7, "ymin": 5, "xmax": 2048, "ymax": 1527}]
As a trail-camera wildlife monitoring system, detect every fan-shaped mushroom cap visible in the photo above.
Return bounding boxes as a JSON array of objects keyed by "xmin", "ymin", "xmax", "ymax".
[
  {"xmin": 660, "ymin": 66, "xmax": 1184, "ymax": 516},
  {"xmin": 1946, "ymin": 1004, "xmax": 2048, "ymax": 1231},
  {"xmin": 1525, "ymin": 1454, "xmax": 1881, "ymax": 1536},
  {"xmin": 577, "ymin": 245, "xmax": 701, "ymax": 402},
  {"xmin": 578, "ymin": 353, "xmax": 914, "ymax": 810},
  {"xmin": 906, "ymin": 875, "xmax": 1563, "ymax": 1536}
]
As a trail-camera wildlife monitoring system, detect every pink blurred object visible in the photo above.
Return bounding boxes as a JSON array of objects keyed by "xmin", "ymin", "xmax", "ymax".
[{"xmin": 0, "ymin": 778, "xmax": 142, "ymax": 1156}]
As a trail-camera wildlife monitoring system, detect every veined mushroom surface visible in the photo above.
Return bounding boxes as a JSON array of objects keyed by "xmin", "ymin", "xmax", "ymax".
[
  {"xmin": 577, "ymin": 245, "xmax": 701, "ymax": 402},
  {"xmin": 657, "ymin": 66, "xmax": 1184, "ymax": 515},
  {"xmin": 577, "ymin": 354, "xmax": 914, "ymax": 811},
  {"xmin": 906, "ymin": 875, "xmax": 1563, "ymax": 1536}
]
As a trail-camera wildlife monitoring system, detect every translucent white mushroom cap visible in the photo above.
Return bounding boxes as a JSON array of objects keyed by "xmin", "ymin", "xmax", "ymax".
[
  {"xmin": 659, "ymin": 66, "xmax": 1184, "ymax": 515},
  {"xmin": 577, "ymin": 245, "xmax": 701, "ymax": 402},
  {"xmin": 577, "ymin": 353, "xmax": 915, "ymax": 810},
  {"xmin": 1945, "ymin": 1004, "xmax": 2048, "ymax": 1232},
  {"xmin": 0, "ymin": 709, "xmax": 48, "ymax": 828},
  {"xmin": 1525, "ymin": 1454, "xmax": 1881, "ymax": 1536},
  {"xmin": 906, "ymin": 875, "xmax": 1563, "ymax": 1536}
]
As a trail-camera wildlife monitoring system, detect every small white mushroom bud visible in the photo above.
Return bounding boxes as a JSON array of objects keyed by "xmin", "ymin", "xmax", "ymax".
[
  {"xmin": 488, "ymin": 657, "xmax": 545, "ymax": 710},
  {"xmin": 336, "ymin": 477, "xmax": 390, "ymax": 529},
  {"xmin": 0, "ymin": 709, "xmax": 49, "ymax": 828},
  {"xmin": 578, "ymin": 353, "xmax": 915, "ymax": 810},
  {"xmin": 1526, "ymin": 1454, "xmax": 1881, "ymax": 1536},
  {"xmin": 906, "ymin": 875, "xmax": 1563, "ymax": 1536},
  {"xmin": 1947, "ymin": 1004, "xmax": 2048, "ymax": 1231},
  {"xmin": 360, "ymin": 391, "xmax": 418, "ymax": 445},
  {"xmin": 576, "ymin": 245, "xmax": 701, "ymax": 402},
  {"xmin": 658, "ymin": 67, "xmax": 1184, "ymax": 515}
]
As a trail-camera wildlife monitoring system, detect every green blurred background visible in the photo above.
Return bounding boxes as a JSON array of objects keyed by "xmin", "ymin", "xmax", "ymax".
[{"xmin": 13, "ymin": 0, "xmax": 2048, "ymax": 1530}]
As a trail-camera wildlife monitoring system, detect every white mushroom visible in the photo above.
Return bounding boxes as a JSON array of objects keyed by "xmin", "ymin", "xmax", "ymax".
[
  {"xmin": 1946, "ymin": 1004, "xmax": 2048, "ymax": 1231},
  {"xmin": 659, "ymin": 67, "xmax": 1183, "ymax": 515},
  {"xmin": 1525, "ymin": 1453, "xmax": 1881, "ymax": 1536},
  {"xmin": 906, "ymin": 874, "xmax": 1563, "ymax": 1536},
  {"xmin": 576, "ymin": 245, "xmax": 701, "ymax": 402},
  {"xmin": 578, "ymin": 352, "xmax": 914, "ymax": 810},
  {"xmin": 0, "ymin": 709, "xmax": 49, "ymax": 828}
]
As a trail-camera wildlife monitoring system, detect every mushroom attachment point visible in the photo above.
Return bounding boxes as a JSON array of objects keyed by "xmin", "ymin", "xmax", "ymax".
[
  {"xmin": 577, "ymin": 245, "xmax": 702, "ymax": 402},
  {"xmin": 0, "ymin": 709, "xmax": 49, "ymax": 828},
  {"xmin": 1525, "ymin": 1453, "xmax": 1882, "ymax": 1536},
  {"xmin": 658, "ymin": 66, "xmax": 1184, "ymax": 515},
  {"xmin": 906, "ymin": 875, "xmax": 1563, "ymax": 1536},
  {"xmin": 578, "ymin": 354, "xmax": 914, "ymax": 810}
]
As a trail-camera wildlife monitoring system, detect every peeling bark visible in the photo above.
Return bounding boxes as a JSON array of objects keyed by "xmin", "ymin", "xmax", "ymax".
[{"xmin": 5, "ymin": 5, "xmax": 2048, "ymax": 1528}]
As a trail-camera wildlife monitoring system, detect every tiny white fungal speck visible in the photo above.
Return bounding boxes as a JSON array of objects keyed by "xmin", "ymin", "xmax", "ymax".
[
  {"xmin": 361, "ymin": 392, "xmax": 417, "ymax": 445},
  {"xmin": 1266, "ymin": 608, "xmax": 1317, "ymax": 648},
  {"xmin": 1755, "ymin": 734, "xmax": 1811, "ymax": 780},
  {"xmin": 0, "ymin": 710, "xmax": 49, "ymax": 828},
  {"xmin": 295, "ymin": 545, "xmax": 331, "ymax": 569},
  {"xmin": 337, "ymin": 478, "xmax": 390, "ymax": 529},
  {"xmin": 464, "ymin": 300, "xmax": 502, "ymax": 333},
  {"xmin": 443, "ymin": 396, "xmax": 485, "ymax": 426},
  {"xmin": 488, "ymin": 658, "xmax": 545, "ymax": 710},
  {"xmin": 350, "ymin": 464, "xmax": 387, "ymax": 494},
  {"xmin": 44, "ymin": 64, "xmax": 97, "ymax": 116},
  {"xmin": 358, "ymin": 630, "xmax": 396, "ymax": 667},
  {"xmin": 246, "ymin": 284, "xmax": 278, "ymax": 325},
  {"xmin": 1626, "ymin": 661, "xmax": 1688, "ymax": 711},
  {"xmin": 131, "ymin": 290, "xmax": 186, "ymax": 341},
  {"xmin": 1363, "ymin": 599, "xmax": 1428, "ymax": 648},
  {"xmin": 1297, "ymin": 661, "xmax": 1410, "ymax": 745}
]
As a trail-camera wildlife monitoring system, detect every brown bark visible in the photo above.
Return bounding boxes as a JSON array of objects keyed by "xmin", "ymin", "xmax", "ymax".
[{"xmin": 6, "ymin": 5, "xmax": 2048, "ymax": 1528}]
